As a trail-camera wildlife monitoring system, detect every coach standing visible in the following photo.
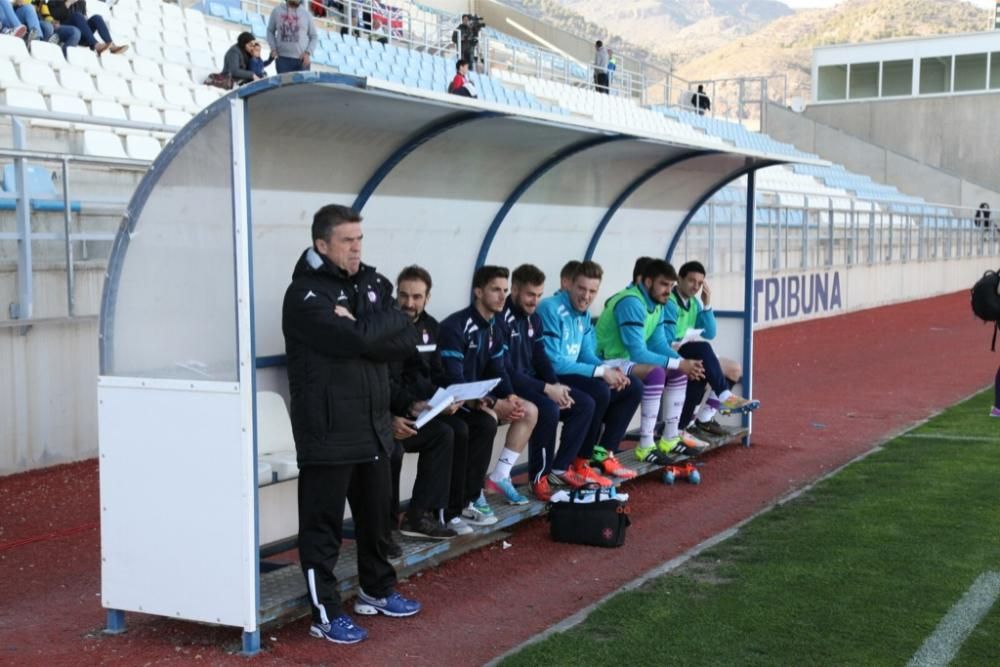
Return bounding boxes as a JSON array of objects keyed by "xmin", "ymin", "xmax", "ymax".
[{"xmin": 282, "ymin": 204, "xmax": 422, "ymax": 645}]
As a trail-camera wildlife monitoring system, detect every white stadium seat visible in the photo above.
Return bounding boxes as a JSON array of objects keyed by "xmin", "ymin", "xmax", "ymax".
[
  {"xmin": 0, "ymin": 34, "xmax": 31, "ymax": 64},
  {"xmin": 131, "ymin": 57, "xmax": 165, "ymax": 83},
  {"xmin": 190, "ymin": 50, "xmax": 216, "ymax": 70},
  {"xmin": 127, "ymin": 104, "xmax": 163, "ymax": 125},
  {"xmin": 67, "ymin": 48, "xmax": 103, "ymax": 75},
  {"xmin": 256, "ymin": 392, "xmax": 300, "ymax": 482},
  {"xmin": 28, "ymin": 41, "xmax": 68, "ymax": 70},
  {"xmin": 48, "ymin": 94, "xmax": 89, "ymax": 118},
  {"xmin": 18, "ymin": 61, "xmax": 61, "ymax": 95},
  {"xmin": 58, "ymin": 68, "xmax": 104, "ymax": 100},
  {"xmin": 163, "ymin": 109, "xmax": 193, "ymax": 126},
  {"xmin": 163, "ymin": 83, "xmax": 196, "ymax": 111},
  {"xmin": 162, "ymin": 49, "xmax": 191, "ymax": 67},
  {"xmin": 101, "ymin": 53, "xmax": 135, "ymax": 79},
  {"xmin": 96, "ymin": 73, "xmax": 136, "ymax": 103},
  {"xmin": 136, "ymin": 23, "xmax": 164, "ymax": 44},
  {"xmin": 83, "ymin": 130, "xmax": 128, "ymax": 159},
  {"xmin": 162, "ymin": 30, "xmax": 186, "ymax": 48},
  {"xmin": 131, "ymin": 79, "xmax": 168, "ymax": 108},
  {"xmin": 125, "ymin": 134, "xmax": 161, "ymax": 160},
  {"xmin": 0, "ymin": 60, "xmax": 27, "ymax": 90},
  {"xmin": 91, "ymin": 99, "xmax": 129, "ymax": 122},
  {"xmin": 194, "ymin": 87, "xmax": 223, "ymax": 108},
  {"xmin": 161, "ymin": 62, "xmax": 193, "ymax": 86},
  {"xmin": 134, "ymin": 41, "xmax": 163, "ymax": 62},
  {"xmin": 184, "ymin": 7, "xmax": 207, "ymax": 25},
  {"xmin": 1, "ymin": 88, "xmax": 47, "ymax": 111}
]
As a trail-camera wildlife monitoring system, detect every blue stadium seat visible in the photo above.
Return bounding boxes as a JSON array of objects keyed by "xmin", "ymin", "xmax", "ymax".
[
  {"xmin": 1, "ymin": 165, "xmax": 81, "ymax": 212},
  {"xmin": 208, "ymin": 2, "xmax": 227, "ymax": 19}
]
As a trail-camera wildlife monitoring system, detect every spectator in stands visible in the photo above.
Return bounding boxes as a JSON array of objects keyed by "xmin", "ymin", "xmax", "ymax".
[
  {"xmin": 439, "ymin": 265, "xmax": 539, "ymax": 508},
  {"xmin": 248, "ymin": 40, "xmax": 274, "ymax": 79},
  {"xmin": 452, "ymin": 14, "xmax": 475, "ymax": 69},
  {"xmin": 447, "ymin": 59, "xmax": 477, "ymax": 98},
  {"xmin": 607, "ymin": 49, "xmax": 617, "ymax": 87},
  {"xmin": 537, "ymin": 261, "xmax": 643, "ymax": 485},
  {"xmin": 266, "ymin": 0, "xmax": 317, "ymax": 74},
  {"xmin": 221, "ymin": 32, "xmax": 261, "ymax": 86},
  {"xmin": 47, "ymin": 0, "xmax": 126, "ymax": 53},
  {"xmin": 691, "ymin": 84, "xmax": 711, "ymax": 115},
  {"xmin": 669, "ymin": 260, "xmax": 758, "ymax": 440},
  {"xmin": 390, "ymin": 265, "xmax": 496, "ymax": 537},
  {"xmin": 975, "ymin": 202, "xmax": 991, "ymax": 230},
  {"xmin": 0, "ymin": 0, "xmax": 28, "ymax": 39},
  {"xmin": 594, "ymin": 258, "xmax": 710, "ymax": 466},
  {"xmin": 593, "ymin": 40, "xmax": 609, "ymax": 94},
  {"xmin": 281, "ymin": 204, "xmax": 421, "ymax": 645},
  {"xmin": 500, "ymin": 264, "xmax": 593, "ymax": 501},
  {"xmin": 30, "ymin": 0, "xmax": 81, "ymax": 52}
]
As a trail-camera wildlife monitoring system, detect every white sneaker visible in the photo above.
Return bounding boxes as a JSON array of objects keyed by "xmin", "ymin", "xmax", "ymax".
[
  {"xmin": 446, "ymin": 516, "xmax": 474, "ymax": 535},
  {"xmin": 461, "ymin": 495, "xmax": 498, "ymax": 526}
]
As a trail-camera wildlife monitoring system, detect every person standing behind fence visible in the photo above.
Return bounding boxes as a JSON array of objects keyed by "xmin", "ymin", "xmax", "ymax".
[
  {"xmin": 267, "ymin": 0, "xmax": 316, "ymax": 74},
  {"xmin": 691, "ymin": 84, "xmax": 711, "ymax": 115},
  {"xmin": 975, "ymin": 203, "xmax": 991, "ymax": 231},
  {"xmin": 607, "ymin": 49, "xmax": 617, "ymax": 88},
  {"xmin": 282, "ymin": 204, "xmax": 422, "ymax": 645},
  {"xmin": 593, "ymin": 40, "xmax": 609, "ymax": 94}
]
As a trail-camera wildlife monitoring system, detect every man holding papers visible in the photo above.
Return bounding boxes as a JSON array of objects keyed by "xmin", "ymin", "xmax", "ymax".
[
  {"xmin": 439, "ymin": 266, "xmax": 539, "ymax": 508},
  {"xmin": 389, "ymin": 266, "xmax": 498, "ymax": 538},
  {"xmin": 669, "ymin": 261, "xmax": 760, "ymax": 440}
]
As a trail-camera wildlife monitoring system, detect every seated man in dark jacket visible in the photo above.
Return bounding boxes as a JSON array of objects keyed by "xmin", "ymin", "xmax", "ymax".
[
  {"xmin": 388, "ymin": 265, "xmax": 498, "ymax": 539},
  {"xmin": 281, "ymin": 204, "xmax": 421, "ymax": 646}
]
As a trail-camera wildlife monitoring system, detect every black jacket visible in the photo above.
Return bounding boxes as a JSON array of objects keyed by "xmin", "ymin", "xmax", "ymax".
[
  {"xmin": 282, "ymin": 248, "xmax": 417, "ymax": 467},
  {"xmin": 389, "ymin": 310, "xmax": 448, "ymax": 416}
]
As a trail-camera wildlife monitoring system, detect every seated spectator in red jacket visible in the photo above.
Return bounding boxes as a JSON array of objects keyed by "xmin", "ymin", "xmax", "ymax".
[
  {"xmin": 448, "ymin": 59, "xmax": 477, "ymax": 98},
  {"xmin": 47, "ymin": 0, "xmax": 126, "ymax": 53}
]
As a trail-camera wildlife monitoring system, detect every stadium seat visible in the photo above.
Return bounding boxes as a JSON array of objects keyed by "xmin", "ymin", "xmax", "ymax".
[
  {"xmin": 185, "ymin": 6, "xmax": 207, "ymax": 24},
  {"xmin": 47, "ymin": 93, "xmax": 89, "ymax": 118},
  {"xmin": 1, "ymin": 164, "xmax": 56, "ymax": 197},
  {"xmin": 0, "ymin": 60, "xmax": 27, "ymax": 91},
  {"xmin": 190, "ymin": 50, "xmax": 216, "ymax": 71},
  {"xmin": 28, "ymin": 41, "xmax": 68, "ymax": 70},
  {"xmin": 125, "ymin": 134, "xmax": 162, "ymax": 160},
  {"xmin": 163, "ymin": 84, "xmax": 197, "ymax": 111},
  {"xmin": 256, "ymin": 391, "xmax": 299, "ymax": 482},
  {"xmin": 101, "ymin": 53, "xmax": 135, "ymax": 79},
  {"xmin": 162, "ymin": 30, "xmax": 187, "ymax": 49},
  {"xmin": 0, "ymin": 34, "xmax": 30, "ymax": 64},
  {"xmin": 134, "ymin": 41, "xmax": 163, "ymax": 62},
  {"xmin": 193, "ymin": 87, "xmax": 223, "ymax": 108},
  {"xmin": 163, "ymin": 109, "xmax": 193, "ymax": 126},
  {"xmin": 131, "ymin": 57, "xmax": 165, "ymax": 83},
  {"xmin": 18, "ymin": 61, "xmax": 61, "ymax": 95},
  {"xmin": 58, "ymin": 68, "xmax": 105, "ymax": 101},
  {"xmin": 66, "ymin": 47, "xmax": 103, "ymax": 75},
  {"xmin": 1, "ymin": 87, "xmax": 47, "ymax": 112},
  {"xmin": 161, "ymin": 62, "xmax": 194, "ymax": 87},
  {"xmin": 91, "ymin": 99, "xmax": 130, "ymax": 123},
  {"xmin": 83, "ymin": 130, "xmax": 128, "ymax": 159},
  {"xmin": 128, "ymin": 104, "xmax": 163, "ymax": 125},
  {"xmin": 131, "ymin": 79, "xmax": 169, "ymax": 108},
  {"xmin": 95, "ymin": 74, "xmax": 135, "ymax": 104}
]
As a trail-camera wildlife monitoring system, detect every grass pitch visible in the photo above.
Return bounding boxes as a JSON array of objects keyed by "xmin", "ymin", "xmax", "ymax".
[{"xmin": 502, "ymin": 391, "xmax": 1000, "ymax": 666}]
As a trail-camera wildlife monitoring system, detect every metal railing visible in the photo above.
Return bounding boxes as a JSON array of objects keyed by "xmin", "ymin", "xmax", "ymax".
[
  {"xmin": 0, "ymin": 110, "xmax": 156, "ymax": 324},
  {"xmin": 676, "ymin": 194, "xmax": 999, "ymax": 277}
]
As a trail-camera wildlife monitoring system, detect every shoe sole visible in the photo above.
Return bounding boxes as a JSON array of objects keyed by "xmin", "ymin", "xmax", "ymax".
[
  {"xmin": 398, "ymin": 528, "xmax": 455, "ymax": 540},
  {"xmin": 719, "ymin": 401, "xmax": 760, "ymax": 416},
  {"xmin": 354, "ymin": 602, "xmax": 421, "ymax": 617},
  {"xmin": 309, "ymin": 626, "xmax": 365, "ymax": 644}
]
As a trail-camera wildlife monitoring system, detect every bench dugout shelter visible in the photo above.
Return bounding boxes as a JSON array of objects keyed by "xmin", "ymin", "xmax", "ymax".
[{"xmin": 97, "ymin": 72, "xmax": 801, "ymax": 654}]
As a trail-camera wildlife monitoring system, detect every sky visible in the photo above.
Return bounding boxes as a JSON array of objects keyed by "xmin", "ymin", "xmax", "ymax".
[{"xmin": 782, "ymin": 0, "xmax": 994, "ymax": 7}]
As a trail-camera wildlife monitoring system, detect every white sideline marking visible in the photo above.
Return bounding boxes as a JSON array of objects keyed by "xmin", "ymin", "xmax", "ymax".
[
  {"xmin": 907, "ymin": 571, "xmax": 1000, "ymax": 667},
  {"xmin": 901, "ymin": 433, "xmax": 1000, "ymax": 443}
]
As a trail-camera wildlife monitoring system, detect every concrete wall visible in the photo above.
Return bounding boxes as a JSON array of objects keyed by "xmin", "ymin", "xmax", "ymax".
[
  {"xmin": 796, "ymin": 92, "xmax": 1000, "ymax": 197},
  {"xmin": 764, "ymin": 102, "xmax": 1000, "ymax": 209}
]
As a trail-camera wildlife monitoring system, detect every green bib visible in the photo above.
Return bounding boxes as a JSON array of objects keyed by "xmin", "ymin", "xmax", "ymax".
[
  {"xmin": 669, "ymin": 291, "xmax": 698, "ymax": 341},
  {"xmin": 596, "ymin": 285, "xmax": 661, "ymax": 360}
]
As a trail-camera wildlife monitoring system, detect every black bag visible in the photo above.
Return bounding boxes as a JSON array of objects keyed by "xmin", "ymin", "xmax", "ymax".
[
  {"xmin": 547, "ymin": 489, "xmax": 631, "ymax": 548},
  {"xmin": 970, "ymin": 269, "xmax": 1000, "ymax": 350}
]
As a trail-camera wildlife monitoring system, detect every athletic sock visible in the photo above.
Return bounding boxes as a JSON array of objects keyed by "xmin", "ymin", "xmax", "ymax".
[
  {"xmin": 662, "ymin": 369, "xmax": 687, "ymax": 440},
  {"xmin": 490, "ymin": 447, "xmax": 520, "ymax": 481},
  {"xmin": 718, "ymin": 389, "xmax": 733, "ymax": 402},
  {"xmin": 697, "ymin": 392, "xmax": 720, "ymax": 423},
  {"xmin": 638, "ymin": 366, "xmax": 666, "ymax": 446}
]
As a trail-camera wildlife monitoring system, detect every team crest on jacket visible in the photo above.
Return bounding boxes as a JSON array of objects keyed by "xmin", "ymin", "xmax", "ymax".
[
  {"xmin": 422, "ymin": 330, "xmax": 430, "ymax": 344},
  {"xmin": 528, "ymin": 325, "xmax": 534, "ymax": 338},
  {"xmin": 367, "ymin": 290, "xmax": 377, "ymax": 303}
]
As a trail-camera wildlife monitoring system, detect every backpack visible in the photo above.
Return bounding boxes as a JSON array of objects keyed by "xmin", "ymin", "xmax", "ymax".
[{"xmin": 970, "ymin": 269, "xmax": 1000, "ymax": 350}]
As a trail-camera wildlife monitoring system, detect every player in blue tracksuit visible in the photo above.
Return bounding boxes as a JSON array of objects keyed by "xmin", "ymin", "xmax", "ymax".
[
  {"xmin": 536, "ymin": 260, "xmax": 643, "ymax": 486},
  {"xmin": 499, "ymin": 264, "xmax": 595, "ymax": 501},
  {"xmin": 438, "ymin": 265, "xmax": 538, "ymax": 508}
]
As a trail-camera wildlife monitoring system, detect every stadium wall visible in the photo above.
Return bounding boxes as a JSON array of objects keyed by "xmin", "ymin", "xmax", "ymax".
[
  {"xmin": 790, "ymin": 93, "xmax": 1000, "ymax": 197},
  {"xmin": 0, "ymin": 255, "xmax": 993, "ymax": 475},
  {"xmin": 764, "ymin": 102, "xmax": 1000, "ymax": 208}
]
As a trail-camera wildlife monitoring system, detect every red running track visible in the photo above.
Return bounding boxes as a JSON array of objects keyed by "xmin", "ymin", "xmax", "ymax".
[{"xmin": 0, "ymin": 291, "xmax": 994, "ymax": 666}]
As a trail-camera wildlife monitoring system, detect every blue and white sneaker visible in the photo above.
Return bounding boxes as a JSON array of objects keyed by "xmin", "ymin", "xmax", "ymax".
[
  {"xmin": 462, "ymin": 492, "xmax": 498, "ymax": 525},
  {"xmin": 485, "ymin": 476, "xmax": 529, "ymax": 505},
  {"xmin": 354, "ymin": 589, "xmax": 422, "ymax": 617},
  {"xmin": 309, "ymin": 614, "xmax": 368, "ymax": 644}
]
